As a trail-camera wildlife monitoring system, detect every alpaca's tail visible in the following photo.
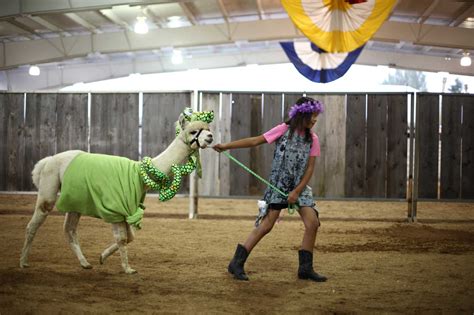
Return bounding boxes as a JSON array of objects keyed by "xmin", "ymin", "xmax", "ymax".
[{"xmin": 31, "ymin": 157, "xmax": 52, "ymax": 189}]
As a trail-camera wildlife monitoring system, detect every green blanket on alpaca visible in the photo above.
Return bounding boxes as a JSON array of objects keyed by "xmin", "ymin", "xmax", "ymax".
[{"xmin": 56, "ymin": 152, "xmax": 146, "ymax": 229}]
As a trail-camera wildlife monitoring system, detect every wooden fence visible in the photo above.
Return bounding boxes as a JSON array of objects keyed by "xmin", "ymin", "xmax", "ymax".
[{"xmin": 0, "ymin": 91, "xmax": 473, "ymax": 200}]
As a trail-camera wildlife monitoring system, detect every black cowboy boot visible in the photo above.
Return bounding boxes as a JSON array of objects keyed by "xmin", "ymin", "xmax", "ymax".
[
  {"xmin": 298, "ymin": 249, "xmax": 327, "ymax": 282},
  {"xmin": 228, "ymin": 244, "xmax": 249, "ymax": 281}
]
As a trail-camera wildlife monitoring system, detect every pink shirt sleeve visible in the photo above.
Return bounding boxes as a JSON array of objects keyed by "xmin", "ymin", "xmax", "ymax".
[
  {"xmin": 263, "ymin": 123, "xmax": 288, "ymax": 144},
  {"xmin": 310, "ymin": 132, "xmax": 321, "ymax": 157},
  {"xmin": 264, "ymin": 123, "xmax": 321, "ymax": 157}
]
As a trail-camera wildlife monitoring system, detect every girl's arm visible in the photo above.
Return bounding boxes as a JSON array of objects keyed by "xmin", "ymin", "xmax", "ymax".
[
  {"xmin": 288, "ymin": 156, "xmax": 316, "ymax": 204},
  {"xmin": 213, "ymin": 135, "xmax": 266, "ymax": 152}
]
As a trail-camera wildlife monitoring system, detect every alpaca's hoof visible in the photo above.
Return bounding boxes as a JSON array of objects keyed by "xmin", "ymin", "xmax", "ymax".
[
  {"xmin": 20, "ymin": 262, "xmax": 29, "ymax": 268},
  {"xmin": 99, "ymin": 255, "xmax": 105, "ymax": 265},
  {"xmin": 125, "ymin": 268, "xmax": 137, "ymax": 274},
  {"xmin": 81, "ymin": 263, "xmax": 93, "ymax": 269}
]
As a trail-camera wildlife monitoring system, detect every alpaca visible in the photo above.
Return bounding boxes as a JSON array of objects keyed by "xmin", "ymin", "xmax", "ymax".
[{"xmin": 19, "ymin": 109, "xmax": 214, "ymax": 274}]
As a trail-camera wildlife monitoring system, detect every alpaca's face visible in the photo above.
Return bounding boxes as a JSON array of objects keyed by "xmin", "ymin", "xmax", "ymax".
[{"xmin": 185, "ymin": 121, "xmax": 213, "ymax": 149}]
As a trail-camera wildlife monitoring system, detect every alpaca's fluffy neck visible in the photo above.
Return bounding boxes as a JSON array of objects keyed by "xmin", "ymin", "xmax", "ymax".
[{"xmin": 151, "ymin": 136, "xmax": 194, "ymax": 175}]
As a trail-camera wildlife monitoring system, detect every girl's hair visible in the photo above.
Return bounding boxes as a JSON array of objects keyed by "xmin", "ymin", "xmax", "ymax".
[{"xmin": 285, "ymin": 96, "xmax": 323, "ymax": 142}]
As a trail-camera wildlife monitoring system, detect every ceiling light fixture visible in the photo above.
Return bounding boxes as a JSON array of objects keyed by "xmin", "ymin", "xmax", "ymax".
[
  {"xmin": 28, "ymin": 65, "xmax": 40, "ymax": 76},
  {"xmin": 460, "ymin": 52, "xmax": 471, "ymax": 67},
  {"xmin": 134, "ymin": 16, "xmax": 148, "ymax": 34},
  {"xmin": 171, "ymin": 50, "xmax": 183, "ymax": 65}
]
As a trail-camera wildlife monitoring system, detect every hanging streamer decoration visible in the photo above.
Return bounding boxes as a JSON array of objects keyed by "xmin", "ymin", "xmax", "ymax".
[
  {"xmin": 280, "ymin": 41, "xmax": 364, "ymax": 83},
  {"xmin": 281, "ymin": 0, "xmax": 397, "ymax": 53}
]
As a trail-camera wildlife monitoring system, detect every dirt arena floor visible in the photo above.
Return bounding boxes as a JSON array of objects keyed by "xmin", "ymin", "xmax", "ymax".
[{"xmin": 0, "ymin": 194, "xmax": 473, "ymax": 314}]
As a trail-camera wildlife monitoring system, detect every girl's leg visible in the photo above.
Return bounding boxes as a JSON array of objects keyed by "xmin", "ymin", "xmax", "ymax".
[
  {"xmin": 298, "ymin": 206, "xmax": 320, "ymax": 252},
  {"xmin": 243, "ymin": 209, "xmax": 281, "ymax": 252},
  {"xmin": 297, "ymin": 206, "xmax": 326, "ymax": 282},
  {"xmin": 228, "ymin": 209, "xmax": 281, "ymax": 281}
]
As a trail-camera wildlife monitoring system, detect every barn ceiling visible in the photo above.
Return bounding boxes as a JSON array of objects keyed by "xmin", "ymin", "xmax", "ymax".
[{"xmin": 0, "ymin": 0, "xmax": 473, "ymax": 91}]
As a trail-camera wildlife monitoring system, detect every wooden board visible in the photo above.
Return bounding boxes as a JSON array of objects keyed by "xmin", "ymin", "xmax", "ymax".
[
  {"xmin": 345, "ymin": 94, "xmax": 366, "ymax": 197},
  {"xmin": 90, "ymin": 93, "xmax": 139, "ymax": 160},
  {"xmin": 249, "ymin": 94, "xmax": 263, "ymax": 195},
  {"xmin": 366, "ymin": 94, "xmax": 388, "ymax": 197},
  {"xmin": 440, "ymin": 95, "xmax": 462, "ymax": 199},
  {"xmin": 229, "ymin": 93, "xmax": 262, "ymax": 196},
  {"xmin": 386, "ymin": 94, "xmax": 408, "ymax": 198},
  {"xmin": 219, "ymin": 93, "xmax": 232, "ymax": 196},
  {"xmin": 461, "ymin": 95, "xmax": 474, "ymax": 199},
  {"xmin": 416, "ymin": 93, "xmax": 439, "ymax": 199},
  {"xmin": 0, "ymin": 93, "xmax": 25, "ymax": 191},
  {"xmin": 321, "ymin": 94, "xmax": 346, "ymax": 197},
  {"xmin": 56, "ymin": 94, "xmax": 88, "ymax": 153},
  {"xmin": 24, "ymin": 93, "xmax": 57, "ymax": 191},
  {"xmin": 261, "ymin": 93, "xmax": 283, "ymax": 185},
  {"xmin": 198, "ymin": 92, "xmax": 220, "ymax": 196}
]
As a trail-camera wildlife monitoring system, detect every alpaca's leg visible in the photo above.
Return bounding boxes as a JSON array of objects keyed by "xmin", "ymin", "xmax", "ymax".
[
  {"xmin": 64, "ymin": 212, "xmax": 92, "ymax": 269},
  {"xmin": 112, "ymin": 222, "xmax": 136, "ymax": 274},
  {"xmin": 20, "ymin": 194, "xmax": 57, "ymax": 268},
  {"xmin": 100, "ymin": 223, "xmax": 134, "ymax": 264}
]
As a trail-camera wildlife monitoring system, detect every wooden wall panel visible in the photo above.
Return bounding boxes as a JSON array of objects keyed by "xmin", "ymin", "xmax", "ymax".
[
  {"xmin": 24, "ymin": 93, "xmax": 57, "ymax": 191},
  {"xmin": 387, "ymin": 94, "xmax": 408, "ymax": 198},
  {"xmin": 249, "ymin": 94, "xmax": 263, "ymax": 195},
  {"xmin": 219, "ymin": 93, "xmax": 232, "ymax": 196},
  {"xmin": 306, "ymin": 94, "xmax": 326, "ymax": 197},
  {"xmin": 366, "ymin": 94, "xmax": 388, "ymax": 197},
  {"xmin": 56, "ymin": 94, "xmax": 88, "ymax": 153},
  {"xmin": 440, "ymin": 95, "xmax": 462, "ymax": 198},
  {"xmin": 321, "ymin": 95, "xmax": 346, "ymax": 197},
  {"xmin": 261, "ymin": 93, "xmax": 283, "ymax": 186},
  {"xmin": 230, "ymin": 93, "xmax": 261, "ymax": 195},
  {"xmin": 461, "ymin": 96, "xmax": 474, "ymax": 199},
  {"xmin": 90, "ymin": 93, "xmax": 139, "ymax": 160},
  {"xmin": 345, "ymin": 94, "xmax": 366, "ymax": 197},
  {"xmin": 199, "ymin": 92, "xmax": 220, "ymax": 196},
  {"xmin": 417, "ymin": 94, "xmax": 439, "ymax": 199},
  {"xmin": 0, "ymin": 93, "xmax": 25, "ymax": 191}
]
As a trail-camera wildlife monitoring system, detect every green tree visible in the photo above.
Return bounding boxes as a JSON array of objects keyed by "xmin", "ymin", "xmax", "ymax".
[
  {"xmin": 448, "ymin": 78, "xmax": 463, "ymax": 93},
  {"xmin": 382, "ymin": 69, "xmax": 427, "ymax": 91}
]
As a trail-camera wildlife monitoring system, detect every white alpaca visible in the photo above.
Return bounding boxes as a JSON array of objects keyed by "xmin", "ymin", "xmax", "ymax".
[{"xmin": 19, "ymin": 111, "xmax": 213, "ymax": 274}]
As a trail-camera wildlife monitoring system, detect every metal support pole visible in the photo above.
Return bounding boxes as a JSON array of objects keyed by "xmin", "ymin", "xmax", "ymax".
[
  {"xmin": 407, "ymin": 93, "xmax": 415, "ymax": 222},
  {"xmin": 189, "ymin": 90, "xmax": 199, "ymax": 219},
  {"xmin": 411, "ymin": 93, "xmax": 420, "ymax": 222}
]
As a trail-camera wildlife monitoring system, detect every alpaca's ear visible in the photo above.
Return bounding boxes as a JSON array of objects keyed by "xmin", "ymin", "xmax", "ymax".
[{"xmin": 179, "ymin": 108, "xmax": 193, "ymax": 130}]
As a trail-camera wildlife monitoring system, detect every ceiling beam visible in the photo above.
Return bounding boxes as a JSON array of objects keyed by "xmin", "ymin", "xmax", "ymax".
[
  {"xmin": 179, "ymin": 2, "xmax": 198, "ymax": 25},
  {"xmin": 99, "ymin": 9, "xmax": 132, "ymax": 31},
  {"xmin": 27, "ymin": 15, "xmax": 65, "ymax": 32},
  {"xmin": 216, "ymin": 0, "xmax": 230, "ymax": 23},
  {"xmin": 5, "ymin": 18, "xmax": 38, "ymax": 39},
  {"xmin": 448, "ymin": 3, "xmax": 474, "ymax": 27},
  {"xmin": 1, "ymin": 19, "xmax": 473, "ymax": 70},
  {"xmin": 255, "ymin": 0, "xmax": 264, "ymax": 20},
  {"xmin": 142, "ymin": 7, "xmax": 165, "ymax": 27},
  {"xmin": 0, "ymin": 0, "xmax": 196, "ymax": 19},
  {"xmin": 417, "ymin": 0, "xmax": 440, "ymax": 24},
  {"xmin": 65, "ymin": 13, "xmax": 101, "ymax": 34}
]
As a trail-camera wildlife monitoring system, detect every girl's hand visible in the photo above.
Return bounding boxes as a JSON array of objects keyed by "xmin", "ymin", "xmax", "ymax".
[
  {"xmin": 287, "ymin": 190, "xmax": 299, "ymax": 204},
  {"xmin": 213, "ymin": 143, "xmax": 227, "ymax": 152}
]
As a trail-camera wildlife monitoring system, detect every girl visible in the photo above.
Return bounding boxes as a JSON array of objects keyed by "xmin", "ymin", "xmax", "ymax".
[{"xmin": 213, "ymin": 96, "xmax": 327, "ymax": 282}]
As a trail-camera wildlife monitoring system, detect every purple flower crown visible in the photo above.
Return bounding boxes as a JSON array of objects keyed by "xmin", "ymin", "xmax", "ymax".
[{"xmin": 288, "ymin": 100, "xmax": 324, "ymax": 119}]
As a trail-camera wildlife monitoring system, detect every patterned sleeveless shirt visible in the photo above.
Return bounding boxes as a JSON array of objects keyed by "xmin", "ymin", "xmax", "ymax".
[{"xmin": 263, "ymin": 128, "xmax": 314, "ymax": 207}]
